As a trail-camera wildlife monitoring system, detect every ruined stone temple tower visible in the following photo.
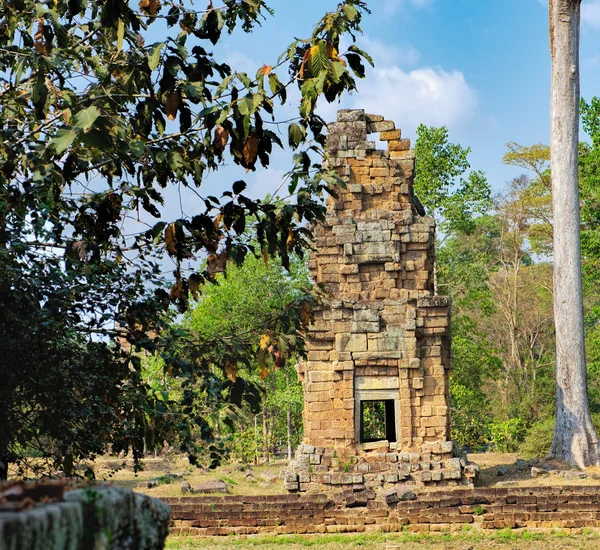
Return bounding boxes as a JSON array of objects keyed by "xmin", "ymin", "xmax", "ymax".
[{"xmin": 286, "ymin": 110, "xmax": 477, "ymax": 492}]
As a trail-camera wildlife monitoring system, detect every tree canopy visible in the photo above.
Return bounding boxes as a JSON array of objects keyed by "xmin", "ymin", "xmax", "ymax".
[{"xmin": 0, "ymin": 0, "xmax": 372, "ymax": 476}]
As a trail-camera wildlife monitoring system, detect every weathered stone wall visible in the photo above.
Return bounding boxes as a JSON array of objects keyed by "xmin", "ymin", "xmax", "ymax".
[
  {"xmin": 165, "ymin": 486, "xmax": 600, "ymax": 536},
  {"xmin": 0, "ymin": 487, "xmax": 170, "ymax": 550},
  {"xmin": 287, "ymin": 109, "xmax": 471, "ymax": 491}
]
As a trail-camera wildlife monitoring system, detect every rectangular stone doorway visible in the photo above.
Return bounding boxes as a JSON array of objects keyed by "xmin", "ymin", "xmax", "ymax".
[
  {"xmin": 360, "ymin": 400, "xmax": 397, "ymax": 443},
  {"xmin": 354, "ymin": 386, "xmax": 401, "ymax": 450}
]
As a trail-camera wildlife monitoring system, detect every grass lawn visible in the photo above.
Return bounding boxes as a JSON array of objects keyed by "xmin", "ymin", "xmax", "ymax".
[{"xmin": 165, "ymin": 529, "xmax": 600, "ymax": 549}]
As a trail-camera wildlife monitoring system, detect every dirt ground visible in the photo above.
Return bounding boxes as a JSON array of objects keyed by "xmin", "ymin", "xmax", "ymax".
[
  {"xmin": 89, "ymin": 451, "xmax": 600, "ymax": 499},
  {"xmin": 469, "ymin": 452, "xmax": 600, "ymax": 489},
  {"xmin": 91, "ymin": 454, "xmax": 289, "ymax": 498}
]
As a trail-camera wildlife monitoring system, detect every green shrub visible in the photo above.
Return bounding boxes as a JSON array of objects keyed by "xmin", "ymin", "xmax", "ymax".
[
  {"xmin": 450, "ymin": 382, "xmax": 491, "ymax": 451},
  {"xmin": 519, "ymin": 417, "xmax": 555, "ymax": 458},
  {"xmin": 230, "ymin": 427, "xmax": 260, "ymax": 464},
  {"xmin": 488, "ymin": 418, "xmax": 526, "ymax": 452}
]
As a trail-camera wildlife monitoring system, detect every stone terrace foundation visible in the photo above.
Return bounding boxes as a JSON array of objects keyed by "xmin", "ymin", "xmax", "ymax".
[
  {"xmin": 285, "ymin": 109, "xmax": 477, "ymax": 492},
  {"xmin": 165, "ymin": 486, "xmax": 600, "ymax": 536}
]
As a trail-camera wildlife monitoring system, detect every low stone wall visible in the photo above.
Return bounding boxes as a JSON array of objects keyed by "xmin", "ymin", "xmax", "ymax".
[
  {"xmin": 165, "ymin": 485, "xmax": 600, "ymax": 536},
  {"xmin": 0, "ymin": 487, "xmax": 171, "ymax": 549}
]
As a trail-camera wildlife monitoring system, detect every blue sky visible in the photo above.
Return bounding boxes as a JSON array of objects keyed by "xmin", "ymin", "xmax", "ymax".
[{"xmin": 163, "ymin": 0, "xmax": 600, "ymax": 216}]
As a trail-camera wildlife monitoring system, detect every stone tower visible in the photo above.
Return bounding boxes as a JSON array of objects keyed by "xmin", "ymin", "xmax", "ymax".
[{"xmin": 286, "ymin": 110, "xmax": 477, "ymax": 492}]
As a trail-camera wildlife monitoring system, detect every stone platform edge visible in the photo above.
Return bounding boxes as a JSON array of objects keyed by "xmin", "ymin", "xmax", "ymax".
[{"xmin": 164, "ymin": 485, "xmax": 600, "ymax": 536}]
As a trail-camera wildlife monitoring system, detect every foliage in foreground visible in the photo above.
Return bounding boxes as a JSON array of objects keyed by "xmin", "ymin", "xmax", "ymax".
[
  {"xmin": 0, "ymin": 0, "xmax": 373, "ymax": 477},
  {"xmin": 142, "ymin": 252, "xmax": 308, "ymax": 465}
]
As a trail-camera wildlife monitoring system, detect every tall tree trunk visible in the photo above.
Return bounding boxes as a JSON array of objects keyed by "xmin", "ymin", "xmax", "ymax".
[{"xmin": 549, "ymin": 0, "xmax": 600, "ymax": 467}]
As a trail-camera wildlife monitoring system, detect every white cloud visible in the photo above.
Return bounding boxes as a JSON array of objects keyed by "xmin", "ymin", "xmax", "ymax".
[
  {"xmin": 352, "ymin": 66, "xmax": 477, "ymax": 134},
  {"xmin": 318, "ymin": 38, "xmax": 478, "ymax": 138},
  {"xmin": 582, "ymin": 0, "xmax": 600, "ymax": 29}
]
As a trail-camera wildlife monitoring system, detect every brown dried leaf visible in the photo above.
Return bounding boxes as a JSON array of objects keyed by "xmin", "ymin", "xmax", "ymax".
[
  {"xmin": 261, "ymin": 247, "xmax": 269, "ymax": 268},
  {"xmin": 34, "ymin": 19, "xmax": 49, "ymax": 55},
  {"xmin": 225, "ymin": 359, "xmax": 237, "ymax": 382},
  {"xmin": 242, "ymin": 134, "xmax": 259, "ymax": 167},
  {"xmin": 188, "ymin": 273, "xmax": 203, "ymax": 300},
  {"xmin": 165, "ymin": 223, "xmax": 177, "ymax": 256},
  {"xmin": 273, "ymin": 350, "xmax": 285, "ymax": 370},
  {"xmin": 207, "ymin": 250, "xmax": 228, "ymax": 276},
  {"xmin": 213, "ymin": 213, "xmax": 223, "ymax": 230},
  {"xmin": 260, "ymin": 65, "xmax": 273, "ymax": 75},
  {"xmin": 327, "ymin": 44, "xmax": 339, "ymax": 61},
  {"xmin": 213, "ymin": 125, "xmax": 229, "ymax": 156},
  {"xmin": 15, "ymin": 497, "xmax": 35, "ymax": 512},
  {"xmin": 169, "ymin": 280, "xmax": 183, "ymax": 300},
  {"xmin": 140, "ymin": 0, "xmax": 159, "ymax": 14},
  {"xmin": 166, "ymin": 92, "xmax": 180, "ymax": 121}
]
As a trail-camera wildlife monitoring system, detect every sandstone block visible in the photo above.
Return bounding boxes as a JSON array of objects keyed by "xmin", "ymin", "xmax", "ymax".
[
  {"xmin": 390, "ymin": 150, "xmax": 416, "ymax": 160},
  {"xmin": 367, "ymin": 120, "xmax": 395, "ymax": 133},
  {"xmin": 193, "ymin": 480, "xmax": 228, "ymax": 494},
  {"xmin": 337, "ymin": 109, "xmax": 365, "ymax": 122},
  {"xmin": 388, "ymin": 139, "xmax": 411, "ymax": 152},
  {"xmin": 380, "ymin": 129, "xmax": 402, "ymax": 141},
  {"xmin": 335, "ymin": 333, "xmax": 367, "ymax": 352}
]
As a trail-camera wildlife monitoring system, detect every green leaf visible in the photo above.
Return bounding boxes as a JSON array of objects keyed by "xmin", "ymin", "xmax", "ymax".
[
  {"xmin": 307, "ymin": 42, "xmax": 329, "ymax": 76},
  {"xmin": 184, "ymin": 81, "xmax": 204, "ymax": 102},
  {"xmin": 75, "ymin": 106, "xmax": 101, "ymax": 131},
  {"xmin": 343, "ymin": 4, "xmax": 358, "ymax": 21},
  {"xmin": 331, "ymin": 61, "xmax": 346, "ymax": 83},
  {"xmin": 196, "ymin": 104, "xmax": 222, "ymax": 118},
  {"xmin": 129, "ymin": 139, "xmax": 146, "ymax": 159},
  {"xmin": 201, "ymin": 9, "xmax": 224, "ymax": 45},
  {"xmin": 148, "ymin": 43, "xmax": 165, "ymax": 70},
  {"xmin": 51, "ymin": 127, "xmax": 78, "ymax": 154},
  {"xmin": 117, "ymin": 19, "xmax": 124, "ymax": 53},
  {"xmin": 345, "ymin": 53, "xmax": 365, "ymax": 78},
  {"xmin": 268, "ymin": 74, "xmax": 286, "ymax": 105},
  {"xmin": 348, "ymin": 45, "xmax": 374, "ymax": 67},
  {"xmin": 232, "ymin": 180, "xmax": 247, "ymax": 194},
  {"xmin": 237, "ymin": 96, "xmax": 254, "ymax": 117},
  {"xmin": 215, "ymin": 75, "xmax": 234, "ymax": 99},
  {"xmin": 288, "ymin": 123, "xmax": 304, "ymax": 149}
]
